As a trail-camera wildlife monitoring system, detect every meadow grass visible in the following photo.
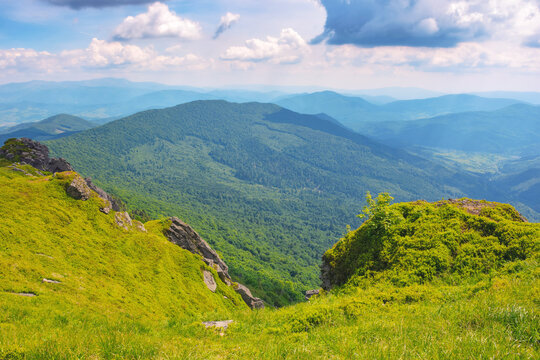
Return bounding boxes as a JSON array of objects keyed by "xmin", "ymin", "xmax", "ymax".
[{"xmin": 0, "ymin": 164, "xmax": 538, "ymax": 359}]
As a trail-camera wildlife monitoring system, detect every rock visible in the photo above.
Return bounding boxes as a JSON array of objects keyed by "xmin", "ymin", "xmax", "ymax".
[
  {"xmin": 10, "ymin": 292, "xmax": 36, "ymax": 297},
  {"xmin": 203, "ymin": 270, "xmax": 217, "ymax": 292},
  {"xmin": 66, "ymin": 175, "xmax": 92, "ymax": 200},
  {"xmin": 217, "ymin": 267, "xmax": 232, "ymax": 286},
  {"xmin": 165, "ymin": 217, "xmax": 264, "ymax": 309},
  {"xmin": 234, "ymin": 283, "xmax": 264, "ymax": 309},
  {"xmin": 305, "ymin": 289, "xmax": 319, "ymax": 301},
  {"xmin": 0, "ymin": 138, "xmax": 73, "ymax": 173},
  {"xmin": 114, "ymin": 212, "xmax": 133, "ymax": 230},
  {"xmin": 435, "ymin": 198, "xmax": 528, "ymax": 222},
  {"xmin": 47, "ymin": 157, "xmax": 73, "ymax": 173},
  {"xmin": 42, "ymin": 278, "xmax": 61, "ymax": 284},
  {"xmin": 85, "ymin": 178, "xmax": 122, "ymax": 211},
  {"xmin": 133, "ymin": 220, "xmax": 147, "ymax": 233},
  {"xmin": 166, "ymin": 217, "xmax": 231, "ymax": 280},
  {"xmin": 99, "ymin": 206, "xmax": 111, "ymax": 214},
  {"xmin": 320, "ymin": 260, "xmax": 333, "ymax": 291},
  {"xmin": 202, "ymin": 320, "xmax": 233, "ymax": 330}
]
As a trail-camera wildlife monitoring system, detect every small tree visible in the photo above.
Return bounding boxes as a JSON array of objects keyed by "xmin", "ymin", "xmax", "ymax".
[{"xmin": 357, "ymin": 192, "xmax": 395, "ymax": 234}]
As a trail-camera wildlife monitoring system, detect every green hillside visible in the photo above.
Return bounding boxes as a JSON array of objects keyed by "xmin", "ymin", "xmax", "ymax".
[
  {"xmin": 1, "ymin": 167, "xmax": 537, "ymax": 358},
  {"xmin": 322, "ymin": 193, "xmax": 539, "ymax": 289},
  {"xmin": 46, "ymin": 100, "xmax": 490, "ymax": 305}
]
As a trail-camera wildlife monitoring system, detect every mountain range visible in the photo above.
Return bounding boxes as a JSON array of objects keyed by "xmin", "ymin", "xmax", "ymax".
[{"xmin": 43, "ymin": 100, "xmax": 537, "ymax": 306}]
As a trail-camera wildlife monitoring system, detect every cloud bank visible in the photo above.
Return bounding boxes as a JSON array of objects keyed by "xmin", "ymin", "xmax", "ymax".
[
  {"xmin": 313, "ymin": 0, "xmax": 501, "ymax": 47},
  {"xmin": 214, "ymin": 12, "xmax": 241, "ymax": 39},
  {"xmin": 113, "ymin": 2, "xmax": 201, "ymax": 41},
  {"xmin": 0, "ymin": 38, "xmax": 208, "ymax": 74},
  {"xmin": 221, "ymin": 28, "xmax": 309, "ymax": 64},
  {"xmin": 42, "ymin": 0, "xmax": 165, "ymax": 9}
]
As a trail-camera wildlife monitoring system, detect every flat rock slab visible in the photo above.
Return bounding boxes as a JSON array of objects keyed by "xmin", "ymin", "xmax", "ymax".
[
  {"xmin": 202, "ymin": 320, "xmax": 233, "ymax": 330},
  {"xmin": 10, "ymin": 292, "xmax": 36, "ymax": 297},
  {"xmin": 42, "ymin": 278, "xmax": 61, "ymax": 284},
  {"xmin": 203, "ymin": 270, "xmax": 217, "ymax": 292}
]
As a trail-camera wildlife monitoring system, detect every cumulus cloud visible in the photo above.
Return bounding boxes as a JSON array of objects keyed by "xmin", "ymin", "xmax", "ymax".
[
  {"xmin": 323, "ymin": 42, "xmax": 540, "ymax": 71},
  {"xmin": 313, "ymin": 0, "xmax": 540, "ymax": 47},
  {"xmin": 113, "ymin": 2, "xmax": 201, "ymax": 41},
  {"xmin": 213, "ymin": 12, "xmax": 241, "ymax": 39},
  {"xmin": 41, "ymin": 0, "xmax": 165, "ymax": 9},
  {"xmin": 0, "ymin": 38, "xmax": 208, "ymax": 73},
  {"xmin": 0, "ymin": 49, "xmax": 57, "ymax": 73},
  {"xmin": 221, "ymin": 28, "xmax": 309, "ymax": 64}
]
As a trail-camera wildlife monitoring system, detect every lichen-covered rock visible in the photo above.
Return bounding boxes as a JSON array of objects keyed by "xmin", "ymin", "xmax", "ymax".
[
  {"xmin": 234, "ymin": 283, "xmax": 264, "ymax": 309},
  {"xmin": 203, "ymin": 270, "xmax": 217, "ymax": 292},
  {"xmin": 133, "ymin": 220, "xmax": 147, "ymax": 233},
  {"xmin": 114, "ymin": 212, "xmax": 133, "ymax": 230},
  {"xmin": 165, "ymin": 217, "xmax": 264, "ymax": 309},
  {"xmin": 166, "ymin": 217, "xmax": 230, "ymax": 278},
  {"xmin": 66, "ymin": 175, "xmax": 91, "ymax": 200},
  {"xmin": 85, "ymin": 178, "xmax": 121, "ymax": 211},
  {"xmin": 0, "ymin": 138, "xmax": 72, "ymax": 173}
]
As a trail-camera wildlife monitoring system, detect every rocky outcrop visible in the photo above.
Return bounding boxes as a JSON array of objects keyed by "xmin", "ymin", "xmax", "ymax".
[
  {"xmin": 115, "ymin": 212, "xmax": 133, "ymax": 231},
  {"xmin": 166, "ymin": 217, "xmax": 230, "ymax": 279},
  {"xmin": 234, "ymin": 283, "xmax": 265, "ymax": 309},
  {"xmin": 0, "ymin": 138, "xmax": 72, "ymax": 173},
  {"xmin": 85, "ymin": 178, "xmax": 121, "ymax": 211},
  {"xmin": 320, "ymin": 261, "xmax": 333, "ymax": 291},
  {"xmin": 165, "ymin": 217, "xmax": 264, "ymax": 309},
  {"xmin": 66, "ymin": 175, "xmax": 92, "ymax": 200},
  {"xmin": 202, "ymin": 320, "xmax": 233, "ymax": 330},
  {"xmin": 305, "ymin": 289, "xmax": 319, "ymax": 301},
  {"xmin": 435, "ymin": 198, "xmax": 528, "ymax": 222}
]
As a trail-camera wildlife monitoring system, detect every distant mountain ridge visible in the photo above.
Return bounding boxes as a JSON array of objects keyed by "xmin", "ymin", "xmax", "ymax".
[
  {"xmin": 0, "ymin": 114, "xmax": 96, "ymax": 143},
  {"xmin": 356, "ymin": 103, "xmax": 540, "ymax": 154},
  {"xmin": 276, "ymin": 91, "xmax": 523, "ymax": 129}
]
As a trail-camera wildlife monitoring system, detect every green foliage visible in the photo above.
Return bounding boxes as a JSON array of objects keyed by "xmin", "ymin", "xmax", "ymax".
[{"xmin": 324, "ymin": 195, "xmax": 540, "ymax": 288}]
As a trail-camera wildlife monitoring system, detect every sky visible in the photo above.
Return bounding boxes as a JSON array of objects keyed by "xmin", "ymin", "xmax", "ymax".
[{"xmin": 1, "ymin": 0, "xmax": 540, "ymax": 92}]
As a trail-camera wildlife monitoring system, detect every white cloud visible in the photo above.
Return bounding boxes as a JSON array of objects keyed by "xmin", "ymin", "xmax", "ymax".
[
  {"xmin": 0, "ymin": 38, "xmax": 209, "ymax": 74},
  {"xmin": 324, "ymin": 41, "xmax": 540, "ymax": 71},
  {"xmin": 220, "ymin": 28, "xmax": 309, "ymax": 64},
  {"xmin": 113, "ymin": 2, "xmax": 201, "ymax": 41},
  {"xmin": 214, "ymin": 12, "xmax": 241, "ymax": 39}
]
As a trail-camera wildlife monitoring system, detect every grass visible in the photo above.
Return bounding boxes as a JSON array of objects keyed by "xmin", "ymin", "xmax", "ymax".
[
  {"xmin": 1, "ymin": 262, "xmax": 537, "ymax": 359},
  {"xmin": 0, "ymin": 163, "xmax": 538, "ymax": 359}
]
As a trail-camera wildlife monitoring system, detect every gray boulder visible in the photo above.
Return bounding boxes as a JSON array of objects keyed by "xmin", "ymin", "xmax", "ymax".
[
  {"xmin": 66, "ymin": 175, "xmax": 92, "ymax": 200},
  {"xmin": 165, "ymin": 217, "xmax": 264, "ymax": 309},
  {"xmin": 85, "ymin": 178, "xmax": 122, "ymax": 211},
  {"xmin": 166, "ymin": 217, "xmax": 230, "ymax": 279},
  {"xmin": 234, "ymin": 283, "xmax": 264, "ymax": 309},
  {"xmin": 0, "ymin": 138, "xmax": 72, "ymax": 173},
  {"xmin": 305, "ymin": 289, "xmax": 320, "ymax": 301}
]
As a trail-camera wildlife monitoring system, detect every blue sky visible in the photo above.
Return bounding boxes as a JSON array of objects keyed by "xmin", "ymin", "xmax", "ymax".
[{"xmin": 1, "ymin": 0, "xmax": 540, "ymax": 92}]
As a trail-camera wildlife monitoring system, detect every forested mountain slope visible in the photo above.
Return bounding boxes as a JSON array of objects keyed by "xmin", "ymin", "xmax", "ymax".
[
  {"xmin": 47, "ymin": 100, "xmax": 506, "ymax": 305},
  {"xmin": 0, "ymin": 114, "xmax": 96, "ymax": 143}
]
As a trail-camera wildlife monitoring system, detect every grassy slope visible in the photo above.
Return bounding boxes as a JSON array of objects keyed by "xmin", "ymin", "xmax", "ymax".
[
  {"xmin": 0, "ymin": 163, "xmax": 247, "ymax": 357},
  {"xmin": 1, "ymin": 172, "xmax": 537, "ymax": 358}
]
